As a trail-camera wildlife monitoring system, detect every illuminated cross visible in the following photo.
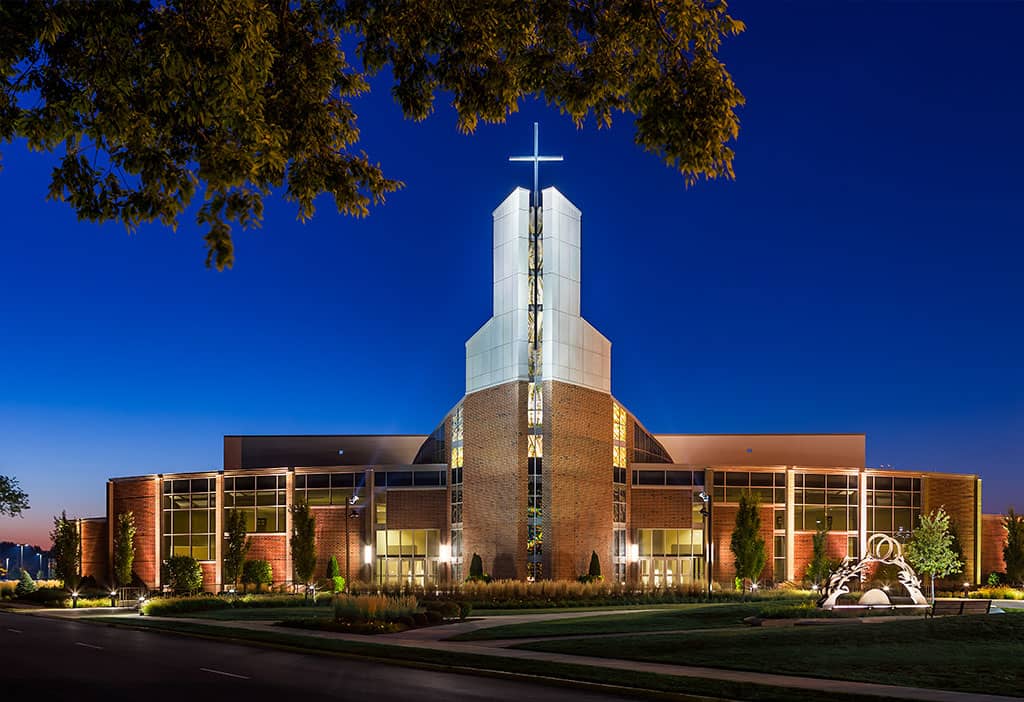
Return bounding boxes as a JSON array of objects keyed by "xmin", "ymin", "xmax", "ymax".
[{"xmin": 509, "ymin": 122, "xmax": 563, "ymax": 205}]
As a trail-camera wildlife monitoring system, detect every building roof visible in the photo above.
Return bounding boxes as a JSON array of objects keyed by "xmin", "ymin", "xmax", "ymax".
[{"xmin": 223, "ymin": 434, "xmax": 428, "ymax": 469}]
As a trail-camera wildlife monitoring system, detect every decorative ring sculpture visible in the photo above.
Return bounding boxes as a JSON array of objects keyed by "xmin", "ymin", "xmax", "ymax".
[{"xmin": 817, "ymin": 533, "xmax": 928, "ymax": 609}]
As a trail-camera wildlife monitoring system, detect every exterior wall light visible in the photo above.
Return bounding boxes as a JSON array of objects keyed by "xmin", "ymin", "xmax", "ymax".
[
  {"xmin": 439, "ymin": 544, "xmax": 451, "ymax": 564},
  {"xmin": 363, "ymin": 545, "xmax": 373, "ymax": 566},
  {"xmin": 628, "ymin": 543, "xmax": 639, "ymax": 562}
]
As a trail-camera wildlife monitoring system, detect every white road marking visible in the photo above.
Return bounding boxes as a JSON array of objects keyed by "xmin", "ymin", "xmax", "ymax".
[
  {"xmin": 7, "ymin": 628, "xmax": 23, "ymax": 633},
  {"xmin": 75, "ymin": 641, "xmax": 104, "ymax": 650},
  {"xmin": 200, "ymin": 667, "xmax": 250, "ymax": 680}
]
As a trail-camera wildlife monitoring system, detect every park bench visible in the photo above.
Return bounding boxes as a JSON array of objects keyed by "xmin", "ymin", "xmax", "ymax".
[{"xmin": 930, "ymin": 599, "xmax": 991, "ymax": 617}]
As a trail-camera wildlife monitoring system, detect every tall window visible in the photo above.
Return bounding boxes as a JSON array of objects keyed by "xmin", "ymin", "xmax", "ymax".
[
  {"xmin": 225, "ymin": 475, "xmax": 287, "ymax": 533},
  {"xmin": 294, "ymin": 473, "xmax": 359, "ymax": 506},
  {"xmin": 162, "ymin": 477, "xmax": 216, "ymax": 561},
  {"xmin": 794, "ymin": 473, "xmax": 858, "ymax": 531},
  {"xmin": 711, "ymin": 471, "xmax": 785, "ymax": 504},
  {"xmin": 773, "ymin": 535, "xmax": 786, "ymax": 580},
  {"xmin": 450, "ymin": 405, "xmax": 464, "ymax": 581},
  {"xmin": 612, "ymin": 403, "xmax": 627, "ymax": 583},
  {"xmin": 867, "ymin": 476, "xmax": 921, "ymax": 539}
]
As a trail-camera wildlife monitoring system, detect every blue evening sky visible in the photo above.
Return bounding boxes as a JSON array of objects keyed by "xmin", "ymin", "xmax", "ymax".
[{"xmin": 1, "ymin": 2, "xmax": 1021, "ymax": 546}]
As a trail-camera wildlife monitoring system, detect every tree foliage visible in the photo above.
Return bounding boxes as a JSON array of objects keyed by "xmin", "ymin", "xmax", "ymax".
[
  {"xmin": 164, "ymin": 554, "xmax": 203, "ymax": 595},
  {"xmin": 223, "ymin": 508, "xmax": 251, "ymax": 589},
  {"xmin": 113, "ymin": 510, "xmax": 136, "ymax": 587},
  {"xmin": 49, "ymin": 510, "xmax": 79, "ymax": 590},
  {"xmin": 905, "ymin": 507, "xmax": 962, "ymax": 602},
  {"xmin": 1004, "ymin": 508, "xmax": 1024, "ymax": 587},
  {"xmin": 0, "ymin": 475, "xmax": 29, "ymax": 517},
  {"xmin": 0, "ymin": 1, "xmax": 744, "ymax": 269},
  {"xmin": 15, "ymin": 568, "xmax": 37, "ymax": 596},
  {"xmin": 730, "ymin": 491, "xmax": 766, "ymax": 586},
  {"xmin": 242, "ymin": 558, "xmax": 273, "ymax": 593},
  {"xmin": 290, "ymin": 501, "xmax": 317, "ymax": 586},
  {"xmin": 327, "ymin": 554, "xmax": 340, "ymax": 579},
  {"xmin": 805, "ymin": 518, "xmax": 831, "ymax": 587},
  {"xmin": 588, "ymin": 550, "xmax": 602, "ymax": 579}
]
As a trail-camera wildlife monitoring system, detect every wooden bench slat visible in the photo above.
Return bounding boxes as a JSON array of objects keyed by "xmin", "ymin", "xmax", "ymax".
[{"xmin": 931, "ymin": 599, "xmax": 991, "ymax": 616}]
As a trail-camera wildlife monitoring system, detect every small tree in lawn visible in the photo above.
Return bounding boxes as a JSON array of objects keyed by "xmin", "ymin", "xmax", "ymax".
[
  {"xmin": 242, "ymin": 559, "xmax": 272, "ymax": 593},
  {"xmin": 805, "ymin": 519, "xmax": 831, "ymax": 588},
  {"xmin": 50, "ymin": 510, "xmax": 80, "ymax": 592},
  {"xmin": 580, "ymin": 550, "xmax": 603, "ymax": 583},
  {"xmin": 164, "ymin": 555, "xmax": 203, "ymax": 595},
  {"xmin": 290, "ymin": 502, "xmax": 317, "ymax": 601},
  {"xmin": 467, "ymin": 553, "xmax": 489, "ymax": 582},
  {"xmin": 1004, "ymin": 508, "xmax": 1024, "ymax": 587},
  {"xmin": 223, "ymin": 508, "xmax": 251, "ymax": 591},
  {"xmin": 113, "ymin": 511, "xmax": 136, "ymax": 588},
  {"xmin": 905, "ymin": 507, "xmax": 962, "ymax": 602},
  {"xmin": 730, "ymin": 492, "xmax": 766, "ymax": 590}
]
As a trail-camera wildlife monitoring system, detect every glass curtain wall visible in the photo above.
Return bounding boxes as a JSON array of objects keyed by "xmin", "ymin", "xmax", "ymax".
[{"xmin": 162, "ymin": 477, "xmax": 216, "ymax": 561}]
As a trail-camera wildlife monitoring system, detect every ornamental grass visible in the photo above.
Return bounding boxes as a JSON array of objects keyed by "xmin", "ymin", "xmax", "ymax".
[{"xmin": 333, "ymin": 593, "xmax": 419, "ymax": 624}]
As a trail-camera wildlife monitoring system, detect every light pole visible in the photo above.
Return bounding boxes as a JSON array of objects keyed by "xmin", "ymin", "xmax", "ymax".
[
  {"xmin": 344, "ymin": 495, "xmax": 360, "ymax": 589},
  {"xmin": 37, "ymin": 553, "xmax": 43, "ymax": 579},
  {"xmin": 696, "ymin": 491, "xmax": 711, "ymax": 596},
  {"xmin": 18, "ymin": 544, "xmax": 27, "ymax": 574}
]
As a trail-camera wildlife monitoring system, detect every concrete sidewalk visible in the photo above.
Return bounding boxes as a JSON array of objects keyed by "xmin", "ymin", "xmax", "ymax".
[{"xmin": 80, "ymin": 611, "xmax": 1023, "ymax": 702}]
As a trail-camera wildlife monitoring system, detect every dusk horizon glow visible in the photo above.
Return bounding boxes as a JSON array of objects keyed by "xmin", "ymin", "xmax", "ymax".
[{"xmin": 1, "ymin": 2, "xmax": 1021, "ymax": 547}]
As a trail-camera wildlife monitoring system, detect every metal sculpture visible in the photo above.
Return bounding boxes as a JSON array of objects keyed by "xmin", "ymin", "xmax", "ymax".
[{"xmin": 817, "ymin": 533, "xmax": 928, "ymax": 609}]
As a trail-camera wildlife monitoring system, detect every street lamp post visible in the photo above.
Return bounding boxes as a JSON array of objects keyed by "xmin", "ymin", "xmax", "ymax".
[
  {"xmin": 37, "ymin": 553, "xmax": 43, "ymax": 579},
  {"xmin": 696, "ymin": 491, "xmax": 711, "ymax": 596},
  {"xmin": 344, "ymin": 495, "xmax": 360, "ymax": 589},
  {"xmin": 19, "ymin": 543, "xmax": 27, "ymax": 573}
]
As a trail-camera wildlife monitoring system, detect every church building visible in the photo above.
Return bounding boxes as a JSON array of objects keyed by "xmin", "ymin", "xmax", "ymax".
[{"xmin": 79, "ymin": 132, "xmax": 998, "ymax": 591}]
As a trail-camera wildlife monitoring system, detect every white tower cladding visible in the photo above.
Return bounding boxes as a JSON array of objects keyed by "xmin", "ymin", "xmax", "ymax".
[{"xmin": 465, "ymin": 185, "xmax": 611, "ymax": 394}]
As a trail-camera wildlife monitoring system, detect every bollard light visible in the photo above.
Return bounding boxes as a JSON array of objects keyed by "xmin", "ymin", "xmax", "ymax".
[
  {"xmin": 110, "ymin": 590, "xmax": 118, "ymax": 607},
  {"xmin": 71, "ymin": 591, "xmax": 80, "ymax": 609}
]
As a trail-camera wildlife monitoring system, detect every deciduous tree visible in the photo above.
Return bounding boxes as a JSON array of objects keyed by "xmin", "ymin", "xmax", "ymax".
[
  {"xmin": 223, "ymin": 508, "xmax": 251, "ymax": 590},
  {"xmin": 0, "ymin": 475, "xmax": 29, "ymax": 517},
  {"xmin": 730, "ymin": 492, "xmax": 766, "ymax": 588},
  {"xmin": 0, "ymin": 1, "xmax": 744, "ymax": 269},
  {"xmin": 1004, "ymin": 508, "xmax": 1024, "ymax": 587},
  {"xmin": 113, "ymin": 510, "xmax": 136, "ymax": 587},
  {"xmin": 290, "ymin": 502, "xmax": 317, "ymax": 597},
  {"xmin": 49, "ymin": 510, "xmax": 79, "ymax": 591},
  {"xmin": 805, "ymin": 518, "xmax": 831, "ymax": 588},
  {"xmin": 906, "ymin": 507, "xmax": 962, "ymax": 602},
  {"xmin": 242, "ymin": 558, "xmax": 273, "ymax": 593},
  {"xmin": 164, "ymin": 554, "xmax": 203, "ymax": 595}
]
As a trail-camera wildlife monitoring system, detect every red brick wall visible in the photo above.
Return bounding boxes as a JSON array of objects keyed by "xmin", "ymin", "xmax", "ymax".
[
  {"xmin": 793, "ymin": 531, "xmax": 849, "ymax": 584},
  {"xmin": 201, "ymin": 562, "xmax": 217, "ymax": 593},
  {"xmin": 545, "ymin": 381, "xmax": 613, "ymax": 580},
  {"xmin": 463, "ymin": 381, "xmax": 527, "ymax": 579},
  {"xmin": 111, "ymin": 478, "xmax": 158, "ymax": 588},
  {"xmin": 630, "ymin": 490, "xmax": 695, "ymax": 530},
  {"xmin": 312, "ymin": 506, "xmax": 367, "ymax": 583},
  {"xmin": 711, "ymin": 504, "xmax": 775, "ymax": 584},
  {"xmin": 923, "ymin": 475, "xmax": 978, "ymax": 581},
  {"xmin": 386, "ymin": 490, "xmax": 447, "ymax": 530},
  {"xmin": 80, "ymin": 519, "xmax": 109, "ymax": 585},
  {"xmin": 981, "ymin": 513, "xmax": 1007, "ymax": 578},
  {"xmin": 246, "ymin": 534, "xmax": 288, "ymax": 586}
]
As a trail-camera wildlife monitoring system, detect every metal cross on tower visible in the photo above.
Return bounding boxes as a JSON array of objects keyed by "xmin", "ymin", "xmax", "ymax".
[{"xmin": 509, "ymin": 122, "xmax": 563, "ymax": 205}]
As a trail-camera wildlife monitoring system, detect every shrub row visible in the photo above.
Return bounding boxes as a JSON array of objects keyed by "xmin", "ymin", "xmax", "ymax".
[{"xmin": 140, "ymin": 593, "xmax": 332, "ymax": 616}]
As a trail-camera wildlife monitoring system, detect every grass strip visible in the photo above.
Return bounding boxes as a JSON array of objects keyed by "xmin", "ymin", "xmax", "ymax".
[
  {"xmin": 518, "ymin": 613, "xmax": 1024, "ymax": 697},
  {"xmin": 452, "ymin": 603, "xmax": 760, "ymax": 641},
  {"xmin": 88, "ymin": 616, "xmax": 902, "ymax": 702}
]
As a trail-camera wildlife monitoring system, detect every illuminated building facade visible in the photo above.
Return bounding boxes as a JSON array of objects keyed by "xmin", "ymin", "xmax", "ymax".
[{"xmin": 81, "ymin": 184, "xmax": 998, "ymax": 591}]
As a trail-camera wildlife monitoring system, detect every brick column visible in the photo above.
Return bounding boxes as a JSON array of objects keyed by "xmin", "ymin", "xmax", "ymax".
[
  {"xmin": 215, "ymin": 473, "xmax": 224, "ymax": 591},
  {"xmin": 785, "ymin": 467, "xmax": 795, "ymax": 582},
  {"xmin": 153, "ymin": 476, "xmax": 162, "ymax": 588},
  {"xmin": 858, "ymin": 467, "xmax": 867, "ymax": 558},
  {"xmin": 285, "ymin": 468, "xmax": 294, "ymax": 587},
  {"xmin": 106, "ymin": 480, "xmax": 115, "ymax": 585}
]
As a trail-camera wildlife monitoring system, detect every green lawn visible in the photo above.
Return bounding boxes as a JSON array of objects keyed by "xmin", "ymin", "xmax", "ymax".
[
  {"xmin": 88, "ymin": 616, "xmax": 902, "ymax": 702},
  {"xmin": 452, "ymin": 603, "xmax": 760, "ymax": 641},
  {"xmin": 518, "ymin": 613, "xmax": 1024, "ymax": 697}
]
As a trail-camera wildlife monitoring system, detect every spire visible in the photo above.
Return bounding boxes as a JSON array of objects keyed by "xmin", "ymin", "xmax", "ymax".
[{"xmin": 508, "ymin": 122, "xmax": 563, "ymax": 205}]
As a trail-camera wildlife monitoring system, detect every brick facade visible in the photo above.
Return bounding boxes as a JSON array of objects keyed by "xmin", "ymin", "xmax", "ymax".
[
  {"xmin": 80, "ymin": 518, "xmax": 108, "ymax": 584},
  {"xmin": 246, "ymin": 534, "xmax": 288, "ymax": 587},
  {"xmin": 312, "ymin": 506, "xmax": 368, "ymax": 583},
  {"xmin": 923, "ymin": 475, "xmax": 979, "ymax": 582},
  {"xmin": 711, "ymin": 504, "xmax": 775, "ymax": 584},
  {"xmin": 462, "ymin": 381, "xmax": 527, "ymax": 579},
  {"xmin": 793, "ymin": 531, "xmax": 848, "ymax": 583},
  {"xmin": 545, "ymin": 381, "xmax": 614, "ymax": 581},
  {"xmin": 200, "ymin": 562, "xmax": 217, "ymax": 592},
  {"xmin": 981, "ymin": 513, "xmax": 1007, "ymax": 578},
  {"xmin": 111, "ymin": 477, "xmax": 158, "ymax": 588},
  {"xmin": 629, "ymin": 490, "xmax": 695, "ymax": 529}
]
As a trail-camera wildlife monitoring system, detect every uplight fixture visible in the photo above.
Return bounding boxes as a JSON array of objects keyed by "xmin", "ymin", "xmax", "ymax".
[{"xmin": 363, "ymin": 545, "xmax": 373, "ymax": 566}]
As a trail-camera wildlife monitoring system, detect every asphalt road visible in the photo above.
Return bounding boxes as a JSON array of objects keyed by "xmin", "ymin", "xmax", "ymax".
[{"xmin": 0, "ymin": 611, "xmax": 635, "ymax": 701}]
